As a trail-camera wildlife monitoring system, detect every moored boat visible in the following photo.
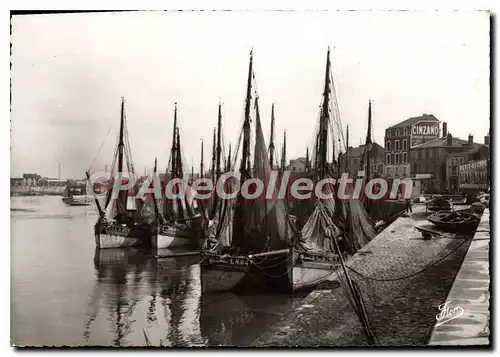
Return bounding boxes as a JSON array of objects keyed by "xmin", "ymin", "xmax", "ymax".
[
  {"xmin": 151, "ymin": 104, "xmax": 204, "ymax": 250},
  {"xmin": 89, "ymin": 98, "xmax": 154, "ymax": 249},
  {"xmin": 427, "ymin": 210, "xmax": 480, "ymax": 232}
]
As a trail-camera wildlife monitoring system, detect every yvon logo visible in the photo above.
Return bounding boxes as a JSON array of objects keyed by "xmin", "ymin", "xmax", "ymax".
[{"xmin": 435, "ymin": 300, "xmax": 464, "ymax": 327}]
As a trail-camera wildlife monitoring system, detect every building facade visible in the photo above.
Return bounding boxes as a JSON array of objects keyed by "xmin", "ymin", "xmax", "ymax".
[
  {"xmin": 446, "ymin": 132, "xmax": 490, "ymax": 193},
  {"xmin": 411, "ymin": 132, "xmax": 484, "ymax": 194},
  {"xmin": 339, "ymin": 143, "xmax": 385, "ymax": 177},
  {"xmin": 22, "ymin": 173, "xmax": 42, "ymax": 187},
  {"xmin": 287, "ymin": 157, "xmax": 307, "ymax": 173},
  {"xmin": 384, "ymin": 114, "xmax": 440, "ymax": 179}
]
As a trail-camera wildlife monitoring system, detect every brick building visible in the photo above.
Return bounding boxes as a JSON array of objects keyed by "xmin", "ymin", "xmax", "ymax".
[
  {"xmin": 384, "ymin": 114, "xmax": 440, "ymax": 179},
  {"xmin": 410, "ymin": 132, "xmax": 483, "ymax": 194},
  {"xmin": 339, "ymin": 143, "xmax": 385, "ymax": 177},
  {"xmin": 446, "ymin": 132, "xmax": 490, "ymax": 193},
  {"xmin": 22, "ymin": 173, "xmax": 41, "ymax": 187},
  {"xmin": 287, "ymin": 157, "xmax": 307, "ymax": 173}
]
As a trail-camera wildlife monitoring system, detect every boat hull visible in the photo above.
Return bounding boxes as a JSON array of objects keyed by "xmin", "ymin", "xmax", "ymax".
[
  {"xmin": 427, "ymin": 211, "xmax": 480, "ymax": 232},
  {"xmin": 153, "ymin": 216, "xmax": 204, "ymax": 249},
  {"xmin": 201, "ymin": 258, "xmax": 249, "ymax": 294},
  {"xmin": 95, "ymin": 232, "xmax": 143, "ymax": 249},
  {"xmin": 153, "ymin": 233, "xmax": 192, "ymax": 249},
  {"xmin": 289, "ymin": 260, "xmax": 338, "ymax": 291},
  {"xmin": 252, "ymin": 251, "xmax": 338, "ymax": 293},
  {"xmin": 94, "ymin": 222, "xmax": 153, "ymax": 249}
]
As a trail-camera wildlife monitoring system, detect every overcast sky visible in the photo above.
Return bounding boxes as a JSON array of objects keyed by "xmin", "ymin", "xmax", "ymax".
[{"xmin": 11, "ymin": 11, "xmax": 489, "ymax": 178}]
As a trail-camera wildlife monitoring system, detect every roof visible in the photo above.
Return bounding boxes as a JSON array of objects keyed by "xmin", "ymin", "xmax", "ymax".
[
  {"xmin": 347, "ymin": 142, "xmax": 385, "ymax": 158},
  {"xmin": 412, "ymin": 136, "xmax": 483, "ymax": 150},
  {"xmin": 23, "ymin": 173, "xmax": 40, "ymax": 179},
  {"xmin": 389, "ymin": 114, "xmax": 440, "ymax": 129}
]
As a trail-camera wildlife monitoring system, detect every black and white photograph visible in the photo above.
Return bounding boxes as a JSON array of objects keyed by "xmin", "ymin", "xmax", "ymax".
[{"xmin": 9, "ymin": 8, "xmax": 491, "ymax": 348}]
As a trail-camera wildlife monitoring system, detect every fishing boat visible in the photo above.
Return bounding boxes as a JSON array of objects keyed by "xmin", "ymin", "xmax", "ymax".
[
  {"xmin": 200, "ymin": 52, "xmax": 264, "ymax": 294},
  {"xmin": 253, "ymin": 48, "xmax": 377, "ymax": 292},
  {"xmin": 62, "ymin": 184, "xmax": 93, "ymax": 206},
  {"xmin": 427, "ymin": 210, "xmax": 480, "ymax": 232},
  {"xmin": 152, "ymin": 103, "xmax": 203, "ymax": 250},
  {"xmin": 89, "ymin": 98, "xmax": 154, "ymax": 249}
]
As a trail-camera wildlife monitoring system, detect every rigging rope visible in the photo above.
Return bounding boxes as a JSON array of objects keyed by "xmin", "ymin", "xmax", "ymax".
[{"xmin": 87, "ymin": 124, "xmax": 114, "ymax": 172}]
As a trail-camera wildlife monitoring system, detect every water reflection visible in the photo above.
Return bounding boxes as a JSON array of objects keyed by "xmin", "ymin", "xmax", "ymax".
[
  {"xmin": 85, "ymin": 247, "xmax": 301, "ymax": 346},
  {"xmin": 11, "ymin": 196, "xmax": 301, "ymax": 347}
]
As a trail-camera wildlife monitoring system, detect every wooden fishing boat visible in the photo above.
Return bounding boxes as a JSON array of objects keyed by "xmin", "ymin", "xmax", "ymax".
[
  {"xmin": 199, "ymin": 52, "xmax": 258, "ymax": 294},
  {"xmin": 252, "ymin": 49, "xmax": 377, "ymax": 293},
  {"xmin": 155, "ymin": 217, "xmax": 203, "ymax": 249},
  {"xmin": 89, "ymin": 98, "xmax": 154, "ymax": 249},
  {"xmin": 427, "ymin": 210, "xmax": 480, "ymax": 232},
  {"xmin": 152, "ymin": 103, "xmax": 204, "ymax": 250}
]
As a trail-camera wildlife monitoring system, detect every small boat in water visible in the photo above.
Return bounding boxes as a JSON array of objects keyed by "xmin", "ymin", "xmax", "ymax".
[
  {"xmin": 427, "ymin": 210, "xmax": 480, "ymax": 232},
  {"xmin": 65, "ymin": 197, "xmax": 93, "ymax": 206}
]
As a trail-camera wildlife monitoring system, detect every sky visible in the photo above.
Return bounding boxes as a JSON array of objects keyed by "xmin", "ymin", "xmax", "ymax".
[{"xmin": 11, "ymin": 10, "xmax": 490, "ymax": 179}]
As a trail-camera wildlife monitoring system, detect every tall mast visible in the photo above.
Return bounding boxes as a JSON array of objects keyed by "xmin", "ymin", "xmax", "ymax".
[
  {"xmin": 153, "ymin": 157, "xmax": 159, "ymax": 222},
  {"xmin": 211, "ymin": 128, "xmax": 216, "ymax": 182},
  {"xmin": 200, "ymin": 140, "xmax": 204, "ymax": 178},
  {"xmin": 366, "ymin": 100, "xmax": 372, "ymax": 180},
  {"xmin": 216, "ymin": 102, "xmax": 222, "ymax": 181},
  {"xmin": 305, "ymin": 147, "xmax": 309, "ymax": 172},
  {"xmin": 176, "ymin": 128, "xmax": 186, "ymax": 218},
  {"xmin": 281, "ymin": 130, "xmax": 287, "ymax": 171},
  {"xmin": 269, "ymin": 103, "xmax": 275, "ymax": 168},
  {"xmin": 176, "ymin": 128, "xmax": 183, "ymax": 177},
  {"xmin": 117, "ymin": 97, "xmax": 127, "ymax": 213},
  {"xmin": 319, "ymin": 48, "xmax": 331, "ymax": 179},
  {"xmin": 226, "ymin": 143, "xmax": 232, "ymax": 172},
  {"xmin": 170, "ymin": 103, "xmax": 178, "ymax": 177},
  {"xmin": 118, "ymin": 97, "xmax": 125, "ymax": 175},
  {"xmin": 240, "ymin": 50, "xmax": 253, "ymax": 176},
  {"xmin": 345, "ymin": 124, "xmax": 350, "ymax": 173}
]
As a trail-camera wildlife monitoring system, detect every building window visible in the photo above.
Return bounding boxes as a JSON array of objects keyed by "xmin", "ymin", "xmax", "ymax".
[
  {"xmin": 403, "ymin": 128, "xmax": 408, "ymax": 136},
  {"xmin": 387, "ymin": 130, "xmax": 391, "ymax": 138},
  {"xmin": 396, "ymin": 129, "xmax": 400, "ymax": 137},
  {"xmin": 386, "ymin": 141, "xmax": 391, "ymax": 151},
  {"xmin": 429, "ymin": 149, "xmax": 433, "ymax": 159},
  {"xmin": 395, "ymin": 140, "xmax": 400, "ymax": 151},
  {"xmin": 403, "ymin": 166, "xmax": 407, "ymax": 176},
  {"xmin": 402, "ymin": 152, "xmax": 407, "ymax": 163},
  {"xmin": 459, "ymin": 157, "xmax": 464, "ymax": 164},
  {"xmin": 403, "ymin": 139, "xmax": 407, "ymax": 151},
  {"xmin": 386, "ymin": 167, "xmax": 391, "ymax": 176},
  {"xmin": 395, "ymin": 167, "xmax": 399, "ymax": 175},
  {"xmin": 452, "ymin": 158, "xmax": 457, "ymax": 166},
  {"xmin": 395, "ymin": 153, "xmax": 399, "ymax": 164},
  {"xmin": 386, "ymin": 154, "xmax": 391, "ymax": 164}
]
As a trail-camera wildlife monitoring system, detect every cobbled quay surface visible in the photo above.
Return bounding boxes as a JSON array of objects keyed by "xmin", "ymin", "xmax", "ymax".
[{"xmin": 254, "ymin": 204, "xmax": 476, "ymax": 346}]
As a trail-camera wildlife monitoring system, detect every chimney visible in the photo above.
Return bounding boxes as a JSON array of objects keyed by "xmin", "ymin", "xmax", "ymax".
[
  {"xmin": 468, "ymin": 134, "xmax": 473, "ymax": 145},
  {"xmin": 485, "ymin": 133, "xmax": 490, "ymax": 146},
  {"xmin": 447, "ymin": 132, "xmax": 452, "ymax": 146},
  {"xmin": 442, "ymin": 122, "xmax": 447, "ymax": 138}
]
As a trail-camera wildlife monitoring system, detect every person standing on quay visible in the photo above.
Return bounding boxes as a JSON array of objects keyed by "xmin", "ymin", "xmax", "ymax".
[{"xmin": 405, "ymin": 197, "xmax": 412, "ymax": 214}]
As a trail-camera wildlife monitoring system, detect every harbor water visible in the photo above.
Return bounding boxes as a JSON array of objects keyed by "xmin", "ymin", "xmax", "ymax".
[{"xmin": 11, "ymin": 196, "xmax": 304, "ymax": 347}]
